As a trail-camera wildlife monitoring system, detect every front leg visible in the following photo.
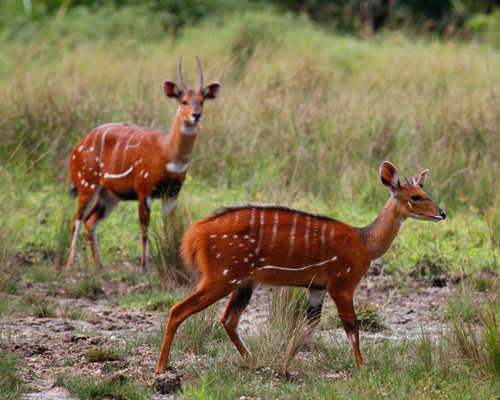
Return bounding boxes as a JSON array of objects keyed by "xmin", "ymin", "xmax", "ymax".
[
  {"xmin": 329, "ymin": 288, "xmax": 364, "ymax": 367},
  {"xmin": 138, "ymin": 196, "xmax": 153, "ymax": 272}
]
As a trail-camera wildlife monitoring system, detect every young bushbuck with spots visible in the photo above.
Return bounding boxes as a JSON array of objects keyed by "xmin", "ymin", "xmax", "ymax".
[
  {"xmin": 155, "ymin": 161, "xmax": 446, "ymax": 373},
  {"xmin": 67, "ymin": 58, "xmax": 221, "ymax": 271}
]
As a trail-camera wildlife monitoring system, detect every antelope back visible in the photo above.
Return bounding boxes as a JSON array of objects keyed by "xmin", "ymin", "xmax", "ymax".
[
  {"xmin": 69, "ymin": 124, "xmax": 170, "ymax": 200},
  {"xmin": 181, "ymin": 205, "xmax": 371, "ymax": 290}
]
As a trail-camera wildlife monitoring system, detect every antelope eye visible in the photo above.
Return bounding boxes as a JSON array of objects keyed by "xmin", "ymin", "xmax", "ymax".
[
  {"xmin": 410, "ymin": 195, "xmax": 422, "ymax": 201},
  {"xmin": 182, "ymin": 101, "xmax": 188, "ymax": 106}
]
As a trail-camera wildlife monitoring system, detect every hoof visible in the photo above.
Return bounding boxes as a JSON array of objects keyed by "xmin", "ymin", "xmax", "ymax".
[{"xmin": 154, "ymin": 371, "xmax": 181, "ymax": 394}]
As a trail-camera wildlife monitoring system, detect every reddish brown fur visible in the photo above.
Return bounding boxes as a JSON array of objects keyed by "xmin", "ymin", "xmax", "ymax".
[
  {"xmin": 155, "ymin": 161, "xmax": 446, "ymax": 374},
  {"xmin": 67, "ymin": 59, "xmax": 220, "ymax": 271}
]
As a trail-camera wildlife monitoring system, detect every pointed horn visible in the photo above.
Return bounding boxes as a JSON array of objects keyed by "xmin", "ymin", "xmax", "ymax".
[
  {"xmin": 404, "ymin": 177, "xmax": 412, "ymax": 187},
  {"xmin": 177, "ymin": 57, "xmax": 188, "ymax": 92},
  {"xmin": 196, "ymin": 57, "xmax": 203, "ymax": 92}
]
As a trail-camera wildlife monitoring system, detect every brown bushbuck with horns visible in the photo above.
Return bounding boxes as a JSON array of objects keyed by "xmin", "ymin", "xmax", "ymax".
[
  {"xmin": 67, "ymin": 58, "xmax": 221, "ymax": 271},
  {"xmin": 155, "ymin": 161, "xmax": 446, "ymax": 373}
]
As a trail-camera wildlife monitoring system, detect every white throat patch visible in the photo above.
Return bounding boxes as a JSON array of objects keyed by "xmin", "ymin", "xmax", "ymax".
[
  {"xmin": 181, "ymin": 125, "xmax": 198, "ymax": 135},
  {"xmin": 166, "ymin": 161, "xmax": 188, "ymax": 174}
]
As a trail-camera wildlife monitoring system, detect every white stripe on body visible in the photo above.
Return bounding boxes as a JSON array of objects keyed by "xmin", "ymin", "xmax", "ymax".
[
  {"xmin": 269, "ymin": 210, "xmax": 279, "ymax": 252},
  {"xmin": 259, "ymin": 255, "xmax": 338, "ymax": 272},
  {"xmin": 286, "ymin": 213, "xmax": 299, "ymax": 264},
  {"xmin": 104, "ymin": 166, "xmax": 134, "ymax": 179}
]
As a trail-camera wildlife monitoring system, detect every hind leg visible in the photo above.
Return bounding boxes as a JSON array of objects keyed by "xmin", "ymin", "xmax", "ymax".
[
  {"xmin": 83, "ymin": 189, "xmax": 120, "ymax": 268},
  {"xmin": 156, "ymin": 280, "xmax": 234, "ymax": 374},
  {"xmin": 220, "ymin": 280, "xmax": 256, "ymax": 358},
  {"xmin": 67, "ymin": 190, "xmax": 97, "ymax": 268},
  {"xmin": 303, "ymin": 288, "xmax": 326, "ymax": 344}
]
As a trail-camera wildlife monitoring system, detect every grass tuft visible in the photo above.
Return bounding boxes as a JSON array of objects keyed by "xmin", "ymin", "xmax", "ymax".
[
  {"xmin": 0, "ymin": 351, "xmax": 24, "ymax": 400},
  {"xmin": 149, "ymin": 205, "xmax": 191, "ymax": 287},
  {"xmin": 57, "ymin": 373, "xmax": 150, "ymax": 400}
]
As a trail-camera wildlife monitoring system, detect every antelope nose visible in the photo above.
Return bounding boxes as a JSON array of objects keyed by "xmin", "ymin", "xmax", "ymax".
[
  {"xmin": 440, "ymin": 209, "xmax": 447, "ymax": 220},
  {"xmin": 192, "ymin": 112, "xmax": 201, "ymax": 122}
]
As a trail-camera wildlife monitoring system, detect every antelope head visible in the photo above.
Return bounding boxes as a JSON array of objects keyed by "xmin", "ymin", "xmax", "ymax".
[{"xmin": 163, "ymin": 57, "xmax": 221, "ymax": 125}]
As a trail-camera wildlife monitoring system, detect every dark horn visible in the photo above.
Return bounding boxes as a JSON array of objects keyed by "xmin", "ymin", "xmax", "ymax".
[
  {"xmin": 196, "ymin": 57, "xmax": 204, "ymax": 92},
  {"xmin": 177, "ymin": 57, "xmax": 188, "ymax": 92},
  {"xmin": 404, "ymin": 177, "xmax": 412, "ymax": 187}
]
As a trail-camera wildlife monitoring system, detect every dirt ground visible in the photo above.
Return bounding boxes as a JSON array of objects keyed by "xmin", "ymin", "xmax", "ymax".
[{"xmin": 1, "ymin": 263, "xmax": 453, "ymax": 399}]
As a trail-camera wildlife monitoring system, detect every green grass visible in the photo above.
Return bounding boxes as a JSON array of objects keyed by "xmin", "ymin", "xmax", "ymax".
[
  {"xmin": 0, "ymin": 351, "xmax": 24, "ymax": 400},
  {"xmin": 57, "ymin": 374, "xmax": 151, "ymax": 400}
]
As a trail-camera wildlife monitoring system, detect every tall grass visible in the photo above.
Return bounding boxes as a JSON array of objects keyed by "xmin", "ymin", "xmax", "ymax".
[
  {"xmin": 149, "ymin": 204, "xmax": 191, "ymax": 287},
  {"xmin": 447, "ymin": 286, "xmax": 500, "ymax": 378}
]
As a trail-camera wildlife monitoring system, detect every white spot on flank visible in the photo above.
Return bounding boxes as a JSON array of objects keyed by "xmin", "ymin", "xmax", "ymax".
[
  {"xmin": 244, "ymin": 258, "xmax": 248, "ymax": 262},
  {"xmin": 78, "ymin": 145, "xmax": 84, "ymax": 152},
  {"xmin": 216, "ymin": 253, "xmax": 221, "ymax": 258},
  {"xmin": 222, "ymin": 235, "xmax": 228, "ymax": 238},
  {"xmin": 346, "ymin": 268, "xmax": 351, "ymax": 273},
  {"xmin": 166, "ymin": 161, "xmax": 188, "ymax": 174},
  {"xmin": 72, "ymin": 154, "xmax": 76, "ymax": 160},
  {"xmin": 236, "ymin": 280, "xmax": 241, "ymax": 284},
  {"xmin": 259, "ymin": 258, "xmax": 265, "ymax": 262},
  {"xmin": 144, "ymin": 172, "xmax": 149, "ymax": 179},
  {"xmin": 90, "ymin": 184, "xmax": 95, "ymax": 189},
  {"xmin": 223, "ymin": 269, "xmax": 228, "ymax": 276},
  {"xmin": 229, "ymin": 279, "xmax": 237, "ymax": 284},
  {"xmin": 211, "ymin": 245, "xmax": 216, "ymax": 250},
  {"xmin": 78, "ymin": 172, "xmax": 82, "ymax": 178},
  {"xmin": 249, "ymin": 239, "xmax": 256, "ymax": 243},
  {"xmin": 210, "ymin": 234, "xmax": 216, "ymax": 238},
  {"xmin": 104, "ymin": 166, "xmax": 134, "ymax": 179},
  {"xmin": 233, "ymin": 234, "xmax": 238, "ymax": 238},
  {"xmin": 261, "ymin": 255, "xmax": 338, "ymax": 272},
  {"xmin": 244, "ymin": 235, "xmax": 249, "ymax": 239}
]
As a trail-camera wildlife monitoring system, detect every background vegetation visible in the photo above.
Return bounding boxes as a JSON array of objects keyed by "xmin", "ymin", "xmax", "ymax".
[{"xmin": 0, "ymin": 0, "xmax": 499, "ymax": 398}]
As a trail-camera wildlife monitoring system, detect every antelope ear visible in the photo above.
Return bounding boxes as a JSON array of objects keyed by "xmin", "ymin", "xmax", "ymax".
[
  {"xmin": 202, "ymin": 82, "xmax": 221, "ymax": 100},
  {"xmin": 380, "ymin": 161, "xmax": 400, "ymax": 193},
  {"xmin": 411, "ymin": 169, "xmax": 429, "ymax": 188},
  {"xmin": 163, "ymin": 80, "xmax": 181, "ymax": 100}
]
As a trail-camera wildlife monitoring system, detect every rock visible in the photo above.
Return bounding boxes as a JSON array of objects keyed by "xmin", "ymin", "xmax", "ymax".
[{"xmin": 154, "ymin": 371, "xmax": 181, "ymax": 394}]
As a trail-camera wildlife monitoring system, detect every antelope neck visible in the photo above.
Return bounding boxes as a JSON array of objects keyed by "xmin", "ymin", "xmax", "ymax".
[
  {"xmin": 162, "ymin": 109, "xmax": 198, "ymax": 163},
  {"xmin": 356, "ymin": 195, "xmax": 405, "ymax": 261}
]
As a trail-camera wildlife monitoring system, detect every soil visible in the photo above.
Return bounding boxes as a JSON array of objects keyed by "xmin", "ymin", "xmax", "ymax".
[{"xmin": 1, "ymin": 263, "xmax": 454, "ymax": 399}]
